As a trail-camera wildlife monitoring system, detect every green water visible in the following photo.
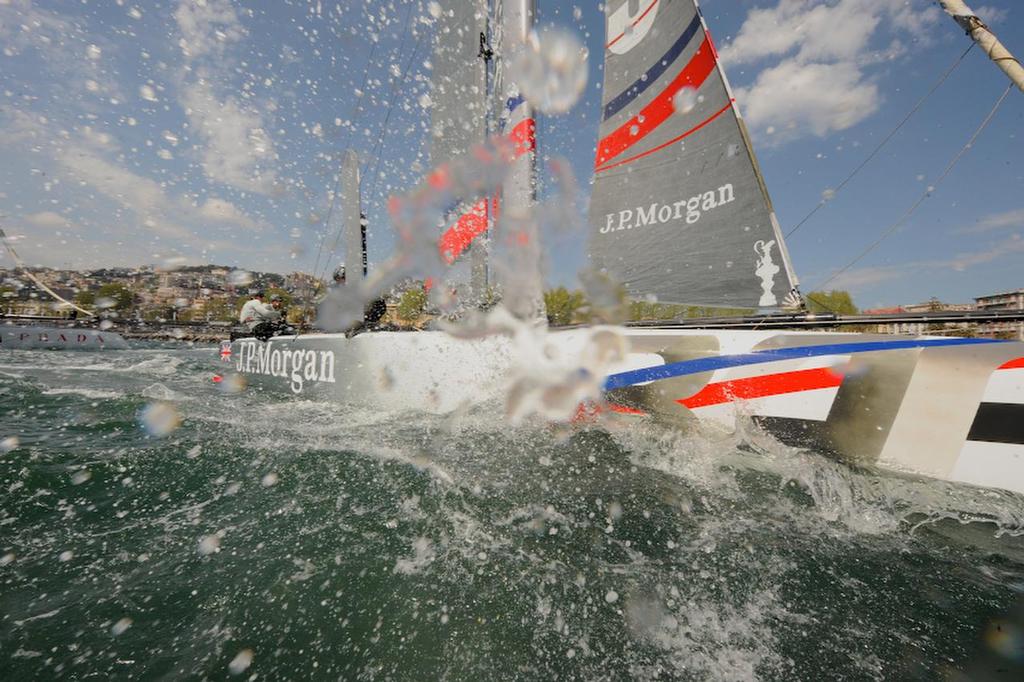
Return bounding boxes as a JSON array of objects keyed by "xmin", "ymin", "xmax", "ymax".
[{"xmin": 2, "ymin": 346, "xmax": 1024, "ymax": 680}]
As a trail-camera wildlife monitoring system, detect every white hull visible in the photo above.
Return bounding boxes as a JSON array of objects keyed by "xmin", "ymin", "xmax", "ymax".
[
  {"xmin": 1, "ymin": 325, "xmax": 129, "ymax": 350},
  {"xmin": 229, "ymin": 327, "xmax": 1024, "ymax": 495}
]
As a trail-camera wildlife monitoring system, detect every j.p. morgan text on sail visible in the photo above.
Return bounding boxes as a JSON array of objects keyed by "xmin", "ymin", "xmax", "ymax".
[{"xmin": 600, "ymin": 183, "xmax": 735, "ymax": 233}]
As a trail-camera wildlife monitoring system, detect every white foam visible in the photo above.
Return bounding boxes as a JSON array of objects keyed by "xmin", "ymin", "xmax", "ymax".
[{"xmin": 42, "ymin": 387, "xmax": 123, "ymax": 400}]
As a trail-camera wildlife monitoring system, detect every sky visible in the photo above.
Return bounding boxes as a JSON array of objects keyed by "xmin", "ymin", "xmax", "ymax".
[{"xmin": 0, "ymin": 0, "xmax": 1022, "ymax": 309}]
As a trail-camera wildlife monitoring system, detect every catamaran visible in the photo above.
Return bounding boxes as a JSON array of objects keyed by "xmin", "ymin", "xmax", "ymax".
[{"xmin": 231, "ymin": 0, "xmax": 1024, "ymax": 495}]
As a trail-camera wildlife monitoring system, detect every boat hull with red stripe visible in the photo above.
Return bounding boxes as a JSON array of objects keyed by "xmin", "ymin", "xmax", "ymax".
[{"xmin": 232, "ymin": 327, "xmax": 1024, "ymax": 495}]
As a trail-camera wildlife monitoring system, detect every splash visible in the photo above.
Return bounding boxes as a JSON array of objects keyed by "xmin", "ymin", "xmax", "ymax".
[{"xmin": 508, "ymin": 28, "xmax": 589, "ymax": 115}]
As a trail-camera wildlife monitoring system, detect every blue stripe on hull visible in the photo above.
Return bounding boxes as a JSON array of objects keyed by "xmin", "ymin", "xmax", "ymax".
[{"xmin": 603, "ymin": 337, "xmax": 1005, "ymax": 391}]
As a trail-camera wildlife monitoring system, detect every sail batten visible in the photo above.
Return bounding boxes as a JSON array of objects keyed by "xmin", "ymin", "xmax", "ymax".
[{"xmin": 588, "ymin": 0, "xmax": 799, "ymax": 309}]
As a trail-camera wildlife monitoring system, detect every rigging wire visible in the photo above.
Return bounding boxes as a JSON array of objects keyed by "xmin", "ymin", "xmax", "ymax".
[
  {"xmin": 307, "ymin": 38, "xmax": 380, "ymax": 293},
  {"xmin": 361, "ymin": 37, "xmax": 427, "ymax": 209},
  {"xmin": 785, "ymin": 43, "xmax": 975, "ymax": 240},
  {"xmin": 311, "ymin": 0, "xmax": 418, "ymax": 290},
  {"xmin": 811, "ymin": 82, "xmax": 1014, "ymax": 294},
  {"xmin": 0, "ymin": 226, "xmax": 95, "ymax": 317}
]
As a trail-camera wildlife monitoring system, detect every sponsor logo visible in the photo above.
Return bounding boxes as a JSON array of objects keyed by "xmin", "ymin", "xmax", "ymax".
[
  {"xmin": 607, "ymin": 0, "xmax": 660, "ymax": 55},
  {"xmin": 600, "ymin": 183, "xmax": 734, "ymax": 233},
  {"xmin": 234, "ymin": 340, "xmax": 336, "ymax": 395},
  {"xmin": 754, "ymin": 239, "xmax": 780, "ymax": 306},
  {"xmin": 1, "ymin": 331, "xmax": 104, "ymax": 346}
]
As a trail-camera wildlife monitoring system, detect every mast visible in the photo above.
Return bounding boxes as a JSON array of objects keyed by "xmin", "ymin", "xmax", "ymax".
[
  {"xmin": 499, "ymin": 0, "xmax": 537, "ymax": 209},
  {"xmin": 340, "ymin": 150, "xmax": 365, "ymax": 284},
  {"xmin": 938, "ymin": 0, "xmax": 1024, "ymax": 93},
  {"xmin": 429, "ymin": 0, "xmax": 490, "ymax": 305},
  {"xmin": 497, "ymin": 0, "xmax": 542, "ymax": 319}
]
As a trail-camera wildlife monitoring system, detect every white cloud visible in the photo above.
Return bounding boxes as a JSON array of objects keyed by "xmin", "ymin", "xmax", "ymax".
[
  {"xmin": 823, "ymin": 233, "xmax": 1024, "ymax": 291},
  {"xmin": 972, "ymin": 6, "xmax": 1010, "ymax": 25},
  {"xmin": 180, "ymin": 78, "xmax": 278, "ymax": 194},
  {"xmin": 173, "ymin": 0, "xmax": 245, "ymax": 60},
  {"xmin": 196, "ymin": 197, "xmax": 259, "ymax": 229},
  {"xmin": 0, "ymin": 0, "xmax": 123, "ymax": 101},
  {"xmin": 2, "ymin": 110, "xmax": 264, "ymax": 253},
  {"xmin": 956, "ymin": 208, "xmax": 1024, "ymax": 234},
  {"xmin": 172, "ymin": 0, "xmax": 277, "ymax": 194},
  {"xmin": 722, "ymin": 0, "xmax": 941, "ymax": 142},
  {"xmin": 24, "ymin": 211, "xmax": 70, "ymax": 229},
  {"xmin": 946, "ymin": 233, "xmax": 1024, "ymax": 271},
  {"xmin": 735, "ymin": 61, "xmax": 880, "ymax": 140}
]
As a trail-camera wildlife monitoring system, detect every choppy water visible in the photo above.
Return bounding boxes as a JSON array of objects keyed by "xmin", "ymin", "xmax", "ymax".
[{"xmin": 2, "ymin": 345, "xmax": 1024, "ymax": 680}]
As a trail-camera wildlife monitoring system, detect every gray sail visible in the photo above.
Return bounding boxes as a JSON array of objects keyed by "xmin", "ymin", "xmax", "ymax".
[
  {"xmin": 341, "ymin": 150, "xmax": 364, "ymax": 283},
  {"xmin": 430, "ymin": 1, "xmax": 490, "ymax": 296},
  {"xmin": 587, "ymin": 0, "xmax": 798, "ymax": 309}
]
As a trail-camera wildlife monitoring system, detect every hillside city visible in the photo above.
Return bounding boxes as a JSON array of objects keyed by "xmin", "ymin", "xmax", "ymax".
[{"xmin": 1, "ymin": 265, "xmax": 1022, "ymax": 341}]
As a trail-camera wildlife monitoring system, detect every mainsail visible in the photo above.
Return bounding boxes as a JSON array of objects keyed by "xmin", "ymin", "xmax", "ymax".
[
  {"xmin": 430, "ymin": 0, "xmax": 490, "ymax": 294},
  {"xmin": 588, "ymin": 0, "xmax": 799, "ymax": 309}
]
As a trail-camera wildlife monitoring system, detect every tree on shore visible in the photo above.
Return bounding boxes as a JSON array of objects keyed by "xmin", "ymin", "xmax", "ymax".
[
  {"xmin": 74, "ymin": 289, "xmax": 96, "ymax": 307},
  {"xmin": 95, "ymin": 283, "xmax": 135, "ymax": 311},
  {"xmin": 544, "ymin": 287, "xmax": 586, "ymax": 326},
  {"xmin": 397, "ymin": 287, "xmax": 427, "ymax": 321},
  {"xmin": 806, "ymin": 290, "xmax": 858, "ymax": 315}
]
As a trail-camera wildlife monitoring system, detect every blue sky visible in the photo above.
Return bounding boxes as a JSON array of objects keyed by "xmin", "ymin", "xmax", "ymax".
[{"xmin": 1, "ymin": 0, "xmax": 1021, "ymax": 309}]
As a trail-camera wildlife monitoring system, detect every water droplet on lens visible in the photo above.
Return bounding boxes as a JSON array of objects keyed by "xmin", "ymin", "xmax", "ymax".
[
  {"xmin": 509, "ymin": 28, "xmax": 588, "ymax": 114},
  {"xmin": 139, "ymin": 402, "xmax": 181, "ymax": 437},
  {"xmin": 228, "ymin": 270, "xmax": 252, "ymax": 286},
  {"xmin": 111, "ymin": 617, "xmax": 132, "ymax": 636},
  {"xmin": 672, "ymin": 86, "xmax": 698, "ymax": 114},
  {"xmin": 198, "ymin": 535, "xmax": 221, "ymax": 555},
  {"xmin": 228, "ymin": 649, "xmax": 253, "ymax": 675}
]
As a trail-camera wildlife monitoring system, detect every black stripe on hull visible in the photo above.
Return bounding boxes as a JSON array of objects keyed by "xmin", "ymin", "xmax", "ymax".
[{"xmin": 967, "ymin": 403, "xmax": 1024, "ymax": 445}]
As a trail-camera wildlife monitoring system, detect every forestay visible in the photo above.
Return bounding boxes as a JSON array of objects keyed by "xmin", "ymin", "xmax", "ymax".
[{"xmin": 588, "ymin": 0, "xmax": 799, "ymax": 309}]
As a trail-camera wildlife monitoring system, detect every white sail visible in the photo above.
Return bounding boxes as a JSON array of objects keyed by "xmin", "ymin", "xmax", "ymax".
[{"xmin": 588, "ymin": 0, "xmax": 799, "ymax": 310}]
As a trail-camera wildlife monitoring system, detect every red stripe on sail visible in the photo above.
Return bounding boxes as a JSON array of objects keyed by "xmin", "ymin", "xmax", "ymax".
[
  {"xmin": 678, "ymin": 367, "xmax": 845, "ymax": 409},
  {"xmin": 605, "ymin": 0, "xmax": 660, "ymax": 50},
  {"xmin": 438, "ymin": 200, "xmax": 488, "ymax": 264},
  {"xmin": 436, "ymin": 118, "xmax": 534, "ymax": 264},
  {"xmin": 999, "ymin": 358, "xmax": 1024, "ymax": 370},
  {"xmin": 594, "ymin": 36, "xmax": 716, "ymax": 169},
  {"xmin": 508, "ymin": 117, "xmax": 536, "ymax": 157},
  {"xmin": 596, "ymin": 101, "xmax": 732, "ymax": 173},
  {"xmin": 704, "ymin": 27, "xmax": 719, "ymax": 61}
]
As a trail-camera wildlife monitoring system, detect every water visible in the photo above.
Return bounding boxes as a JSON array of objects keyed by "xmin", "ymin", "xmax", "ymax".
[{"xmin": 3, "ymin": 346, "xmax": 1024, "ymax": 680}]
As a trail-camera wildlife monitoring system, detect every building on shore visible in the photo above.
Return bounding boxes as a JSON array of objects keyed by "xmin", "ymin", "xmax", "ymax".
[
  {"xmin": 861, "ymin": 291, "xmax": 1023, "ymax": 340},
  {"xmin": 973, "ymin": 289, "xmax": 1024, "ymax": 340}
]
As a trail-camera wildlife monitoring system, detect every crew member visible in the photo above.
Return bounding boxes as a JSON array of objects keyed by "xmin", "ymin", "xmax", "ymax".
[
  {"xmin": 239, "ymin": 291, "xmax": 282, "ymax": 339},
  {"xmin": 253, "ymin": 294, "xmax": 292, "ymax": 340}
]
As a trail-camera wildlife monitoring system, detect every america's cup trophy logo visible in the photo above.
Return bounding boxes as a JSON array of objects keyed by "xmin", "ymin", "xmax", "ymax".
[{"xmin": 754, "ymin": 239, "xmax": 780, "ymax": 307}]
